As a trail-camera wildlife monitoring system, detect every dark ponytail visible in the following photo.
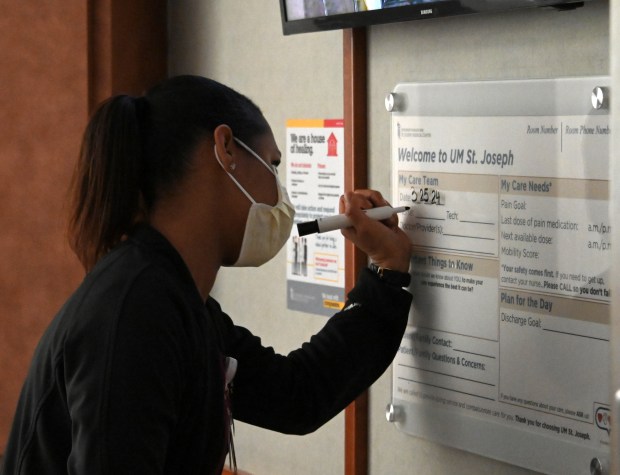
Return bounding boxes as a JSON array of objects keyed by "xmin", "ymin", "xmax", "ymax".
[
  {"xmin": 69, "ymin": 75, "xmax": 269, "ymax": 271},
  {"xmin": 69, "ymin": 95, "xmax": 145, "ymax": 270}
]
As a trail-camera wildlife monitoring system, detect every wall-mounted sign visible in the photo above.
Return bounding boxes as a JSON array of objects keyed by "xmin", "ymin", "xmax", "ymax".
[
  {"xmin": 286, "ymin": 119, "xmax": 345, "ymax": 316},
  {"xmin": 389, "ymin": 78, "xmax": 610, "ymax": 475}
]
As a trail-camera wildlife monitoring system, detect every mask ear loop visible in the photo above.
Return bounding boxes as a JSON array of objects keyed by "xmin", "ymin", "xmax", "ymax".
[{"xmin": 214, "ymin": 146, "xmax": 257, "ymax": 204}]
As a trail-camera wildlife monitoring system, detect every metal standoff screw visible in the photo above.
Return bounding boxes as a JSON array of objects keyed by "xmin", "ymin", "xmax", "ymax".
[
  {"xmin": 385, "ymin": 403, "xmax": 399, "ymax": 423},
  {"xmin": 385, "ymin": 93, "xmax": 400, "ymax": 112},
  {"xmin": 591, "ymin": 87, "xmax": 608, "ymax": 110},
  {"xmin": 590, "ymin": 457, "xmax": 605, "ymax": 475}
]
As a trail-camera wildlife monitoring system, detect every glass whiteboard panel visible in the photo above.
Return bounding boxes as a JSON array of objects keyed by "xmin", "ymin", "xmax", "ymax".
[{"xmin": 389, "ymin": 77, "xmax": 611, "ymax": 475}]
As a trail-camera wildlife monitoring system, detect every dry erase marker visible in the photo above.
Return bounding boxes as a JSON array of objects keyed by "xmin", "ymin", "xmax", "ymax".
[{"xmin": 297, "ymin": 206, "xmax": 410, "ymax": 236}]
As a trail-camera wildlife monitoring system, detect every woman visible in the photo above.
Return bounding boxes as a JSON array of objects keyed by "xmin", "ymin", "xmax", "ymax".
[{"xmin": 2, "ymin": 76, "xmax": 412, "ymax": 474}]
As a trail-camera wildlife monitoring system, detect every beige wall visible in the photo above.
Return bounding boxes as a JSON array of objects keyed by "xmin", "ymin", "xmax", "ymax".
[
  {"xmin": 169, "ymin": 1, "xmax": 610, "ymax": 474},
  {"xmin": 367, "ymin": 3, "xmax": 609, "ymax": 474},
  {"xmin": 169, "ymin": 3, "xmax": 346, "ymax": 474}
]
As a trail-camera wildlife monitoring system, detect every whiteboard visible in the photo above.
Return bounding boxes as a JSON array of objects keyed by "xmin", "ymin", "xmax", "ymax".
[{"xmin": 389, "ymin": 77, "xmax": 611, "ymax": 475}]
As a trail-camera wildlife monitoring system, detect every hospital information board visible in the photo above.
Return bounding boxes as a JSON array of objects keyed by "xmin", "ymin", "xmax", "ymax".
[{"xmin": 389, "ymin": 78, "xmax": 611, "ymax": 475}]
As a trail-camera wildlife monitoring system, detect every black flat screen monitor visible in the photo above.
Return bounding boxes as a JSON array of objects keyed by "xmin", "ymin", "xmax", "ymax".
[{"xmin": 280, "ymin": 0, "xmax": 588, "ymax": 35}]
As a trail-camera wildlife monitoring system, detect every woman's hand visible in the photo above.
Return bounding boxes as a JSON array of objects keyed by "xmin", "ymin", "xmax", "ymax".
[{"xmin": 339, "ymin": 190, "xmax": 412, "ymax": 272}]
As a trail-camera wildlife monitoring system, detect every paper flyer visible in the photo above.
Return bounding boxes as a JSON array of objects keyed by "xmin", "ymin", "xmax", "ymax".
[{"xmin": 285, "ymin": 119, "xmax": 345, "ymax": 316}]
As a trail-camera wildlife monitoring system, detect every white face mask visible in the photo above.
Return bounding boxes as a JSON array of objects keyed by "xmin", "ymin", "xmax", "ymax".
[{"xmin": 215, "ymin": 137, "xmax": 295, "ymax": 267}]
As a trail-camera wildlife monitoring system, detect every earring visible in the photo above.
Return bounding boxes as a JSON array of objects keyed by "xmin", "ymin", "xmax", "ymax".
[{"xmin": 230, "ymin": 163, "xmax": 236, "ymax": 171}]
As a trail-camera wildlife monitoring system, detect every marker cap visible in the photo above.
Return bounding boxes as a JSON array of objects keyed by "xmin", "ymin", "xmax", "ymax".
[{"xmin": 297, "ymin": 221, "xmax": 319, "ymax": 236}]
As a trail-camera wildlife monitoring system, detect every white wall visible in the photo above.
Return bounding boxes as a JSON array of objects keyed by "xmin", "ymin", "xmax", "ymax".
[{"xmin": 168, "ymin": 1, "xmax": 611, "ymax": 474}]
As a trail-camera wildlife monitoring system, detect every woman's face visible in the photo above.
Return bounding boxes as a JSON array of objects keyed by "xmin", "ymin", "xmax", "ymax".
[{"xmin": 217, "ymin": 128, "xmax": 284, "ymax": 267}]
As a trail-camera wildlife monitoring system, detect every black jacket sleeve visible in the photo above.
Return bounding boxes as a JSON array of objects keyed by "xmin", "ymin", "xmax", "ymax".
[{"xmin": 217, "ymin": 268, "xmax": 411, "ymax": 435}]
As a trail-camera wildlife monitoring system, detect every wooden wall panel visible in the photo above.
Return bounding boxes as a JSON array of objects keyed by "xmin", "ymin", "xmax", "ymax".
[
  {"xmin": 0, "ymin": 0, "xmax": 167, "ymax": 455},
  {"xmin": 0, "ymin": 1, "xmax": 88, "ymax": 453},
  {"xmin": 88, "ymin": 0, "xmax": 168, "ymax": 110}
]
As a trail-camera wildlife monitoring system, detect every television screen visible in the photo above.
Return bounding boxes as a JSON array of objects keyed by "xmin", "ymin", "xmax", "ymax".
[{"xmin": 280, "ymin": 0, "xmax": 588, "ymax": 35}]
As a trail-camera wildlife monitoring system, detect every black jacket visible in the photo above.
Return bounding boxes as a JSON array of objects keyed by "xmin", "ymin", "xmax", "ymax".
[{"xmin": 2, "ymin": 225, "xmax": 411, "ymax": 474}]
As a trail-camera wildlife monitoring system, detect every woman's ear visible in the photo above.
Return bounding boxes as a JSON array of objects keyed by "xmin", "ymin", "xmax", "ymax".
[{"xmin": 213, "ymin": 124, "xmax": 236, "ymax": 172}]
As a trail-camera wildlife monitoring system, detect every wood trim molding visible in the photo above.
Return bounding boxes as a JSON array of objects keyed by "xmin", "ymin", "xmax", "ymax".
[
  {"xmin": 343, "ymin": 27, "xmax": 369, "ymax": 475},
  {"xmin": 87, "ymin": 0, "xmax": 167, "ymax": 112}
]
